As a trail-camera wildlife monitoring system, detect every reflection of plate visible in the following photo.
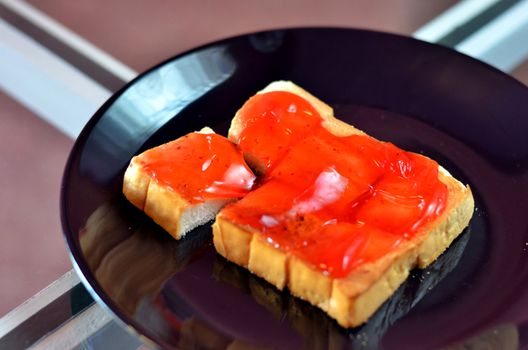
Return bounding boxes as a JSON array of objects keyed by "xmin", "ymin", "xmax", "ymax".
[{"xmin": 61, "ymin": 28, "xmax": 528, "ymax": 349}]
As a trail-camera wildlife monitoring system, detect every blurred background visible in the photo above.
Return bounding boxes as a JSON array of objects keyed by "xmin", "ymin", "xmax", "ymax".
[{"xmin": 1, "ymin": 0, "xmax": 527, "ymax": 319}]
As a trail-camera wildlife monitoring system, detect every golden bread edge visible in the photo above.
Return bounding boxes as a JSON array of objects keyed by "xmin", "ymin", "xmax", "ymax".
[
  {"xmin": 122, "ymin": 127, "xmax": 224, "ymax": 240},
  {"xmin": 217, "ymin": 80, "xmax": 475, "ymax": 327},
  {"xmin": 213, "ymin": 172, "xmax": 474, "ymax": 328},
  {"xmin": 123, "ymin": 159, "xmax": 189, "ymax": 240}
]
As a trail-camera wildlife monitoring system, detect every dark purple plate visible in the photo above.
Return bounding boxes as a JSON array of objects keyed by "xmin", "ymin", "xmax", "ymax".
[{"xmin": 61, "ymin": 28, "xmax": 528, "ymax": 349}]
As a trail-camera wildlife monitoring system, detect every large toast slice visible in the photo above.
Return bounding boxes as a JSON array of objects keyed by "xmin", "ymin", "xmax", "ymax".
[
  {"xmin": 213, "ymin": 81, "xmax": 474, "ymax": 328},
  {"xmin": 123, "ymin": 128, "xmax": 256, "ymax": 239}
]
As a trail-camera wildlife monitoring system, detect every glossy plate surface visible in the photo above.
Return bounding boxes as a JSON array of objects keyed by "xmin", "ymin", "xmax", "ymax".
[{"xmin": 61, "ymin": 28, "xmax": 528, "ymax": 349}]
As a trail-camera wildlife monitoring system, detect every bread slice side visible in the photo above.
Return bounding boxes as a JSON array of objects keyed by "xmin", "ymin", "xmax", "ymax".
[
  {"xmin": 213, "ymin": 164, "xmax": 474, "ymax": 328},
  {"xmin": 328, "ymin": 172, "xmax": 474, "ymax": 327},
  {"xmin": 215, "ymin": 81, "xmax": 475, "ymax": 327},
  {"xmin": 123, "ymin": 128, "xmax": 247, "ymax": 240},
  {"xmin": 124, "ymin": 158, "xmax": 235, "ymax": 240}
]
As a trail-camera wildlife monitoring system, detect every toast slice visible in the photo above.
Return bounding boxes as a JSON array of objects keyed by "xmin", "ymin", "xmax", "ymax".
[
  {"xmin": 213, "ymin": 81, "xmax": 474, "ymax": 327},
  {"xmin": 123, "ymin": 127, "xmax": 256, "ymax": 239}
]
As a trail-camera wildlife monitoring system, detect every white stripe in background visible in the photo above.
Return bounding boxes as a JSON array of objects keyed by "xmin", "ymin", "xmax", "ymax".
[
  {"xmin": 413, "ymin": 0, "xmax": 500, "ymax": 43},
  {"xmin": 456, "ymin": 0, "xmax": 528, "ymax": 72},
  {"xmin": 0, "ymin": 270, "xmax": 80, "ymax": 339},
  {"xmin": 1, "ymin": 0, "xmax": 137, "ymax": 82},
  {"xmin": 0, "ymin": 18, "xmax": 111, "ymax": 139},
  {"xmin": 29, "ymin": 303, "xmax": 113, "ymax": 350}
]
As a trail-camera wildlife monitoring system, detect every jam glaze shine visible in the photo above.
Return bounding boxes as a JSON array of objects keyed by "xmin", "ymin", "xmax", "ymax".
[
  {"xmin": 222, "ymin": 91, "xmax": 448, "ymax": 278},
  {"xmin": 138, "ymin": 132, "xmax": 256, "ymax": 203}
]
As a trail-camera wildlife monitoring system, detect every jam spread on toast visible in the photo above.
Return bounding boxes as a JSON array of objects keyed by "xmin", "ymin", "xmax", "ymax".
[
  {"xmin": 222, "ymin": 91, "xmax": 448, "ymax": 278},
  {"xmin": 234, "ymin": 91, "xmax": 322, "ymax": 171},
  {"xmin": 137, "ymin": 132, "xmax": 255, "ymax": 203}
]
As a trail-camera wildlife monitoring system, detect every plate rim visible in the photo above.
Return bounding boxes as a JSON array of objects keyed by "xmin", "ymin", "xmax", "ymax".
[{"xmin": 60, "ymin": 26, "xmax": 528, "ymax": 349}]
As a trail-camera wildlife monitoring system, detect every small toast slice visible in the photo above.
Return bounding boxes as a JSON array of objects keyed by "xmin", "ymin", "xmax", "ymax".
[
  {"xmin": 123, "ymin": 128, "xmax": 256, "ymax": 239},
  {"xmin": 213, "ymin": 81, "xmax": 474, "ymax": 327}
]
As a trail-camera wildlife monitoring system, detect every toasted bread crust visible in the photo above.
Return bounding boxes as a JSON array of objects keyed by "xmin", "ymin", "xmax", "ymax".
[
  {"xmin": 122, "ymin": 128, "xmax": 237, "ymax": 240},
  {"xmin": 213, "ymin": 160, "xmax": 474, "ymax": 328},
  {"xmin": 123, "ymin": 157, "xmax": 151, "ymax": 211},
  {"xmin": 123, "ymin": 161, "xmax": 191, "ymax": 239},
  {"xmin": 215, "ymin": 81, "xmax": 475, "ymax": 327}
]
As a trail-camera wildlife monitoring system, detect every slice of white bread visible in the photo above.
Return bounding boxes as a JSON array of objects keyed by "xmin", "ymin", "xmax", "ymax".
[
  {"xmin": 123, "ymin": 127, "xmax": 255, "ymax": 240},
  {"xmin": 213, "ymin": 81, "xmax": 474, "ymax": 328}
]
